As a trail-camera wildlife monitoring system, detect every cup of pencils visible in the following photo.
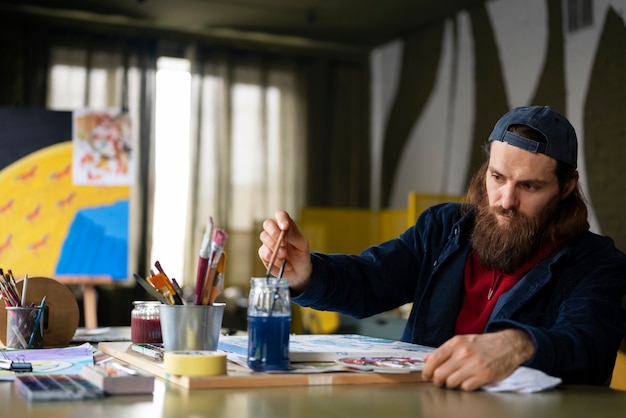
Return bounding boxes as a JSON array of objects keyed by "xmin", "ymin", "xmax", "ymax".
[
  {"xmin": 5, "ymin": 305, "xmax": 45, "ymax": 349},
  {"xmin": 132, "ymin": 219, "xmax": 230, "ymax": 352},
  {"xmin": 159, "ymin": 303, "xmax": 225, "ymax": 352}
]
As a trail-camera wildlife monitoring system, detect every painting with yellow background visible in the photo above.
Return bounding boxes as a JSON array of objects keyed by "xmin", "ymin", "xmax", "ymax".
[{"xmin": 0, "ymin": 141, "xmax": 129, "ymax": 280}]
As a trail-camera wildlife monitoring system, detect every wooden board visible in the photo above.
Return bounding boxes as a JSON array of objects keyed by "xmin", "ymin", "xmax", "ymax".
[
  {"xmin": 0, "ymin": 277, "xmax": 79, "ymax": 347},
  {"xmin": 98, "ymin": 342, "xmax": 425, "ymax": 390}
]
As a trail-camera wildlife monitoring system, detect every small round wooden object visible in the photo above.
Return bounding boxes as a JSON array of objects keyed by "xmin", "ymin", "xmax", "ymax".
[{"xmin": 0, "ymin": 277, "xmax": 80, "ymax": 347}]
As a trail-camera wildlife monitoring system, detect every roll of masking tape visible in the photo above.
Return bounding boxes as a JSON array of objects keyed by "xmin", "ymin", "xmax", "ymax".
[{"xmin": 163, "ymin": 351, "xmax": 227, "ymax": 376}]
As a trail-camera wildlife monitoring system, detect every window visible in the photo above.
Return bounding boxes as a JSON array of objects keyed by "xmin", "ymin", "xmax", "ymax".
[{"xmin": 150, "ymin": 57, "xmax": 192, "ymax": 281}]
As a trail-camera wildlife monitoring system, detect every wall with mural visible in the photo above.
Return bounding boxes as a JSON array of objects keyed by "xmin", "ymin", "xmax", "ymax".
[{"xmin": 370, "ymin": 0, "xmax": 625, "ymax": 251}]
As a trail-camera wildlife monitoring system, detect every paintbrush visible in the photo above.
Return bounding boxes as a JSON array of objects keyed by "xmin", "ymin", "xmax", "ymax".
[
  {"xmin": 133, "ymin": 273, "xmax": 168, "ymax": 304},
  {"xmin": 193, "ymin": 218, "xmax": 214, "ymax": 305},
  {"xmin": 154, "ymin": 261, "xmax": 183, "ymax": 305},
  {"xmin": 206, "ymin": 252, "xmax": 227, "ymax": 305},
  {"xmin": 199, "ymin": 229, "xmax": 228, "ymax": 305},
  {"xmin": 265, "ymin": 229, "xmax": 286, "ymax": 281},
  {"xmin": 146, "ymin": 274, "xmax": 175, "ymax": 304}
]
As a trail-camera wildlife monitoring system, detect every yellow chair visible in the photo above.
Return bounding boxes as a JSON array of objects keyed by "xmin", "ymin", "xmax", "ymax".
[
  {"xmin": 298, "ymin": 307, "xmax": 341, "ymax": 334},
  {"xmin": 610, "ymin": 338, "xmax": 626, "ymax": 390},
  {"xmin": 297, "ymin": 208, "xmax": 376, "ymax": 334},
  {"xmin": 378, "ymin": 208, "xmax": 409, "ymax": 242},
  {"xmin": 299, "ymin": 207, "xmax": 380, "ymax": 255},
  {"xmin": 407, "ymin": 192, "xmax": 464, "ymax": 226},
  {"xmin": 300, "ymin": 194, "xmax": 464, "ymax": 255}
]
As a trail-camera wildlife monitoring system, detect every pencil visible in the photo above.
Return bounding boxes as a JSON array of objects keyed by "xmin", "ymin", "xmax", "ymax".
[
  {"xmin": 21, "ymin": 274, "xmax": 28, "ymax": 307},
  {"xmin": 28, "ymin": 296, "xmax": 46, "ymax": 348}
]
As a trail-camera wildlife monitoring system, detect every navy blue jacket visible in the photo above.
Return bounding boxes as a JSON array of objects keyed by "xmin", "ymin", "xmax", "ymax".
[{"xmin": 294, "ymin": 203, "xmax": 626, "ymax": 384}]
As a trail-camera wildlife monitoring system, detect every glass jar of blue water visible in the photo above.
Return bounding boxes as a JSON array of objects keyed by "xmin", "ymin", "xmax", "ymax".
[{"xmin": 247, "ymin": 277, "xmax": 291, "ymax": 371}]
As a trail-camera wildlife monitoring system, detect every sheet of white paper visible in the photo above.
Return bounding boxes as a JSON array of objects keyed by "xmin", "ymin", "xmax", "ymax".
[
  {"xmin": 1, "ymin": 342, "xmax": 94, "ymax": 376},
  {"xmin": 481, "ymin": 366, "xmax": 562, "ymax": 393}
]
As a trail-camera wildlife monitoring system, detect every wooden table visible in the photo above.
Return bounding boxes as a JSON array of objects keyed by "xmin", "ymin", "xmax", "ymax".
[
  {"xmin": 4, "ymin": 377, "xmax": 626, "ymax": 418},
  {"xmin": 4, "ymin": 337, "xmax": 626, "ymax": 417}
]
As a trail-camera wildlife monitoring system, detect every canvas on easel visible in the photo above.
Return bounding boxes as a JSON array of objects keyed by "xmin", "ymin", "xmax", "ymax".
[{"xmin": 0, "ymin": 107, "xmax": 132, "ymax": 328}]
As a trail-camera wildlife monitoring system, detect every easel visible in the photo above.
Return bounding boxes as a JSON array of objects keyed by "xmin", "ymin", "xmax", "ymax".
[{"xmin": 55, "ymin": 276, "xmax": 113, "ymax": 329}]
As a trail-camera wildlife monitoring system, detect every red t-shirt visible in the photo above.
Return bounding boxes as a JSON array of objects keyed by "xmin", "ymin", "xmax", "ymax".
[{"xmin": 454, "ymin": 243, "xmax": 556, "ymax": 335}]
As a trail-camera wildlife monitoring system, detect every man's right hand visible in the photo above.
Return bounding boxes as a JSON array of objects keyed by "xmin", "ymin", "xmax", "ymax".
[{"xmin": 258, "ymin": 210, "xmax": 313, "ymax": 294}]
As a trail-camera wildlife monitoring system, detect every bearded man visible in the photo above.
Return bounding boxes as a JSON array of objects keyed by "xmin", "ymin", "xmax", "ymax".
[{"xmin": 259, "ymin": 106, "xmax": 626, "ymax": 391}]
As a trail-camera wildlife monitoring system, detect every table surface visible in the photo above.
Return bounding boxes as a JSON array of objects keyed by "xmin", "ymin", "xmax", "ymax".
[
  {"xmin": 6, "ymin": 329, "xmax": 626, "ymax": 417},
  {"xmin": 5, "ymin": 376, "xmax": 626, "ymax": 418}
]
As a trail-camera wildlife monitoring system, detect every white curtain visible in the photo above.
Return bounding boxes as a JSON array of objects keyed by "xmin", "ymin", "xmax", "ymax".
[{"xmin": 183, "ymin": 50, "xmax": 306, "ymax": 289}]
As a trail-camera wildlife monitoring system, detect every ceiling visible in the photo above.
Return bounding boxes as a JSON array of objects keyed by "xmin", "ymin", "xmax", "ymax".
[{"xmin": 1, "ymin": 0, "xmax": 487, "ymax": 52}]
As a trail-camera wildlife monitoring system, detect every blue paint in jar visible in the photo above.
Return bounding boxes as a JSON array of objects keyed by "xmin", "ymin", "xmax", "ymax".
[
  {"xmin": 247, "ymin": 315, "xmax": 290, "ymax": 371},
  {"xmin": 247, "ymin": 277, "xmax": 291, "ymax": 371}
]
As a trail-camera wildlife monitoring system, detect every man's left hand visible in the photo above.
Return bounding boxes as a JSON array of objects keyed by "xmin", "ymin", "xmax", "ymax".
[{"xmin": 421, "ymin": 329, "xmax": 535, "ymax": 391}]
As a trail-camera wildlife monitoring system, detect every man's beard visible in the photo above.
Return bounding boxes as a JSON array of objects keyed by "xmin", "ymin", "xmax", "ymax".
[{"xmin": 472, "ymin": 198, "xmax": 558, "ymax": 273}]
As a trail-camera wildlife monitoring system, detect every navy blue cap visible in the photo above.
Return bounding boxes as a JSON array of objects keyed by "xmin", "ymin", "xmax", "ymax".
[{"xmin": 488, "ymin": 106, "xmax": 578, "ymax": 168}]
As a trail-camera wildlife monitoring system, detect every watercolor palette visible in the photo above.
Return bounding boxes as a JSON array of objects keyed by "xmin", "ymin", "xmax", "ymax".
[
  {"xmin": 15, "ymin": 374, "xmax": 104, "ymax": 401},
  {"xmin": 335, "ymin": 356, "xmax": 425, "ymax": 373}
]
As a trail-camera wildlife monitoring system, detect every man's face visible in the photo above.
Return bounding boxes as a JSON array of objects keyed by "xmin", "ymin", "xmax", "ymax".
[
  {"xmin": 472, "ymin": 140, "xmax": 564, "ymax": 272},
  {"xmin": 485, "ymin": 140, "xmax": 561, "ymax": 224}
]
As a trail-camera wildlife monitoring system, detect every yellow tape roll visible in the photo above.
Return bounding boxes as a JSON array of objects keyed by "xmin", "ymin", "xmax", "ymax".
[{"xmin": 163, "ymin": 351, "xmax": 227, "ymax": 376}]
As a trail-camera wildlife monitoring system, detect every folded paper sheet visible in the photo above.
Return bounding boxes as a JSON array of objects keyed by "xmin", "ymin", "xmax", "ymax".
[{"xmin": 482, "ymin": 367, "xmax": 562, "ymax": 393}]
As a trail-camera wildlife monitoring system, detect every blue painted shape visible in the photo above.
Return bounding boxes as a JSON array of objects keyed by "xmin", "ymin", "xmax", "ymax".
[{"xmin": 55, "ymin": 200, "xmax": 128, "ymax": 280}]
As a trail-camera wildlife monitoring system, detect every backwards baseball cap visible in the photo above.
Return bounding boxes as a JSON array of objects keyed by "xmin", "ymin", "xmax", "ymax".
[{"xmin": 488, "ymin": 105, "xmax": 578, "ymax": 168}]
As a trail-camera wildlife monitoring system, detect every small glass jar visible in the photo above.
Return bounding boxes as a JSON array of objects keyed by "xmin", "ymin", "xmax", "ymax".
[
  {"xmin": 131, "ymin": 301, "xmax": 162, "ymax": 344},
  {"xmin": 247, "ymin": 277, "xmax": 291, "ymax": 371}
]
